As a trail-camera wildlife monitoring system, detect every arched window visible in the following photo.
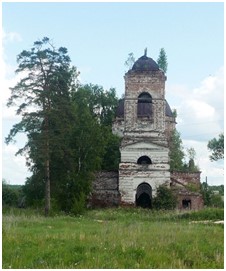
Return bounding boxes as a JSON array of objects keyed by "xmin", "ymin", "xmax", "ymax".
[
  {"xmin": 137, "ymin": 155, "xmax": 152, "ymax": 165},
  {"xmin": 137, "ymin": 92, "xmax": 152, "ymax": 117}
]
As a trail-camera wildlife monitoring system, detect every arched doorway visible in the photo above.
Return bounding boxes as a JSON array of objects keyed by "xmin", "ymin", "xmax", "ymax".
[{"xmin": 136, "ymin": 183, "xmax": 152, "ymax": 208}]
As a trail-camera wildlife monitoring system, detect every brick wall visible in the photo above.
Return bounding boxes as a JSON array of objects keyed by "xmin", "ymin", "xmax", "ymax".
[
  {"xmin": 171, "ymin": 171, "xmax": 204, "ymax": 210},
  {"xmin": 89, "ymin": 171, "xmax": 120, "ymax": 207},
  {"xmin": 171, "ymin": 171, "xmax": 201, "ymax": 187}
]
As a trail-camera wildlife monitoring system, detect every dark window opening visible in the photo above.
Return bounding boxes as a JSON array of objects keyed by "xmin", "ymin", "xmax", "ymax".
[
  {"xmin": 137, "ymin": 92, "xmax": 152, "ymax": 117},
  {"xmin": 137, "ymin": 156, "xmax": 152, "ymax": 165},
  {"xmin": 182, "ymin": 199, "xmax": 191, "ymax": 209}
]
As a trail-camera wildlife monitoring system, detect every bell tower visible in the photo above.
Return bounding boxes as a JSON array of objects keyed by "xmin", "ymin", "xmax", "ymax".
[
  {"xmin": 113, "ymin": 50, "xmax": 175, "ymax": 207},
  {"xmin": 123, "ymin": 49, "xmax": 167, "ymax": 141}
]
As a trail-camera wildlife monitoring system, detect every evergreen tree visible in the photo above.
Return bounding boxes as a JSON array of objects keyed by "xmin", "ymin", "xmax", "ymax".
[
  {"xmin": 169, "ymin": 129, "xmax": 185, "ymax": 171},
  {"xmin": 5, "ymin": 37, "xmax": 79, "ymax": 215},
  {"xmin": 157, "ymin": 48, "xmax": 168, "ymax": 73}
]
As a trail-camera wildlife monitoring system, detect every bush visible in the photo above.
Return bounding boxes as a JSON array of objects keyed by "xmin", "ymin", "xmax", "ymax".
[
  {"xmin": 70, "ymin": 192, "xmax": 86, "ymax": 215},
  {"xmin": 152, "ymin": 185, "xmax": 177, "ymax": 210},
  {"xmin": 2, "ymin": 181, "xmax": 22, "ymax": 207},
  {"xmin": 209, "ymin": 194, "xmax": 224, "ymax": 208}
]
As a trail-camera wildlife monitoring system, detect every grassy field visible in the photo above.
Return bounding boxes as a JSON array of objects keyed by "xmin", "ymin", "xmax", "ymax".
[{"xmin": 2, "ymin": 207, "xmax": 224, "ymax": 269}]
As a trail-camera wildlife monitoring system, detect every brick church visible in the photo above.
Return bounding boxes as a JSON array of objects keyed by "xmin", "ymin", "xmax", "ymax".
[{"xmin": 90, "ymin": 51, "xmax": 203, "ymax": 210}]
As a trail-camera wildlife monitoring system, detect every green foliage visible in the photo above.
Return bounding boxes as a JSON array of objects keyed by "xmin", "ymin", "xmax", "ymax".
[
  {"xmin": 207, "ymin": 133, "xmax": 224, "ymax": 161},
  {"xmin": 157, "ymin": 48, "xmax": 168, "ymax": 73},
  {"xmin": 101, "ymin": 129, "xmax": 120, "ymax": 170},
  {"xmin": 178, "ymin": 208, "xmax": 224, "ymax": 221},
  {"xmin": 209, "ymin": 194, "xmax": 224, "ymax": 208},
  {"xmin": 5, "ymin": 37, "xmax": 79, "ymax": 215},
  {"xmin": 208, "ymin": 184, "xmax": 224, "ymax": 196},
  {"xmin": 21, "ymin": 83, "xmax": 120, "ymax": 213},
  {"xmin": 183, "ymin": 147, "xmax": 199, "ymax": 172},
  {"xmin": 2, "ymin": 180, "xmax": 20, "ymax": 207},
  {"xmin": 72, "ymin": 84, "xmax": 120, "ymax": 171},
  {"xmin": 201, "ymin": 182, "xmax": 224, "ymax": 207},
  {"xmin": 152, "ymin": 185, "xmax": 177, "ymax": 210},
  {"xmin": 169, "ymin": 129, "xmax": 185, "ymax": 171},
  {"xmin": 6, "ymin": 37, "xmax": 120, "ymax": 214},
  {"xmin": 169, "ymin": 131, "xmax": 200, "ymax": 172}
]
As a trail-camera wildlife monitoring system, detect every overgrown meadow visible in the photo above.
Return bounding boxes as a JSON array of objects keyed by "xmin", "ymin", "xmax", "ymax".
[{"xmin": 2, "ymin": 207, "xmax": 224, "ymax": 269}]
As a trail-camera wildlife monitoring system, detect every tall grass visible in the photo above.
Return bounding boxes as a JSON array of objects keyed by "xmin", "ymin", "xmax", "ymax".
[{"xmin": 2, "ymin": 207, "xmax": 224, "ymax": 268}]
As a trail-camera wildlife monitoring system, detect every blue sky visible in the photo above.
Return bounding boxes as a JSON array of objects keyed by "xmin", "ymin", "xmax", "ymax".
[{"xmin": 2, "ymin": 2, "xmax": 224, "ymax": 185}]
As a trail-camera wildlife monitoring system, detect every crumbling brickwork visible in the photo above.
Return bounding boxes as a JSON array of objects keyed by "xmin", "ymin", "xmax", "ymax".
[
  {"xmin": 90, "ymin": 171, "xmax": 120, "ymax": 207},
  {"xmin": 90, "ymin": 52, "xmax": 203, "ymax": 210},
  {"xmin": 171, "ymin": 171, "xmax": 204, "ymax": 210}
]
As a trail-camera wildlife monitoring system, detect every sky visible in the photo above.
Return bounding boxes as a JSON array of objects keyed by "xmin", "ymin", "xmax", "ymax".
[{"xmin": 1, "ymin": 1, "xmax": 224, "ymax": 186}]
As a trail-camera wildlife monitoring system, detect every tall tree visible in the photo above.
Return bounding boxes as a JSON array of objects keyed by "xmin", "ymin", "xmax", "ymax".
[
  {"xmin": 22, "ymin": 83, "xmax": 120, "ymax": 213},
  {"xmin": 207, "ymin": 133, "xmax": 224, "ymax": 161},
  {"xmin": 185, "ymin": 147, "xmax": 199, "ymax": 172},
  {"xmin": 5, "ymin": 37, "xmax": 79, "ymax": 215},
  {"xmin": 169, "ymin": 129, "xmax": 185, "ymax": 171},
  {"xmin": 74, "ymin": 84, "xmax": 120, "ymax": 170},
  {"xmin": 157, "ymin": 48, "xmax": 168, "ymax": 74}
]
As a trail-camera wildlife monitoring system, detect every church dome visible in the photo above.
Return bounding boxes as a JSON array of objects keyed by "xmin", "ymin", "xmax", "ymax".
[{"xmin": 132, "ymin": 52, "xmax": 159, "ymax": 72}]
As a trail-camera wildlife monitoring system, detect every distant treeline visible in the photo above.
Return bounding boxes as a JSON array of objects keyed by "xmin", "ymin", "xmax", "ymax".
[{"xmin": 2, "ymin": 180, "xmax": 224, "ymax": 209}]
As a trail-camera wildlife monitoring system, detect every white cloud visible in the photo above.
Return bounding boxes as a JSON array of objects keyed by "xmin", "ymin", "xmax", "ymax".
[
  {"xmin": 2, "ymin": 143, "xmax": 31, "ymax": 185},
  {"xmin": 2, "ymin": 29, "xmax": 22, "ymax": 43},
  {"xmin": 167, "ymin": 67, "xmax": 224, "ymax": 185},
  {"xmin": 183, "ymin": 139, "xmax": 224, "ymax": 185},
  {"xmin": 168, "ymin": 66, "xmax": 224, "ymax": 142},
  {"xmin": 1, "ymin": 30, "xmax": 24, "ymax": 121},
  {"xmin": 1, "ymin": 30, "xmax": 29, "ymax": 185}
]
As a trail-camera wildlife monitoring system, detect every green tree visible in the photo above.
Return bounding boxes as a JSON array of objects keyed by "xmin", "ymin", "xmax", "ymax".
[
  {"xmin": 5, "ymin": 37, "xmax": 79, "ymax": 215},
  {"xmin": 169, "ymin": 129, "xmax": 185, "ymax": 171},
  {"xmin": 73, "ymin": 84, "xmax": 120, "ymax": 170},
  {"xmin": 153, "ymin": 185, "xmax": 177, "ymax": 210},
  {"xmin": 207, "ymin": 133, "xmax": 224, "ymax": 161},
  {"xmin": 201, "ymin": 182, "xmax": 224, "ymax": 208},
  {"xmin": 2, "ymin": 179, "xmax": 19, "ymax": 207},
  {"xmin": 23, "ymin": 84, "xmax": 120, "ymax": 213},
  {"xmin": 157, "ymin": 48, "xmax": 168, "ymax": 73},
  {"xmin": 54, "ymin": 94, "xmax": 105, "ymax": 214},
  {"xmin": 185, "ymin": 147, "xmax": 199, "ymax": 172}
]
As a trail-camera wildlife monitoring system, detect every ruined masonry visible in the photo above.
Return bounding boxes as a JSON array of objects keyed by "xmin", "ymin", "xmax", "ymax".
[{"xmin": 90, "ymin": 51, "xmax": 203, "ymax": 210}]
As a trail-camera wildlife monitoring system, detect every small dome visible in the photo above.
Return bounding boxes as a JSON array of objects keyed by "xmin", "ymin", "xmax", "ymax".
[{"xmin": 132, "ymin": 55, "xmax": 159, "ymax": 72}]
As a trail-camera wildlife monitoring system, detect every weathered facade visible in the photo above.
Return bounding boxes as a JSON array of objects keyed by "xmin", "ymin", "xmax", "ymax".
[
  {"xmin": 90, "ymin": 51, "xmax": 203, "ymax": 210},
  {"xmin": 113, "ymin": 51, "xmax": 175, "ymax": 207}
]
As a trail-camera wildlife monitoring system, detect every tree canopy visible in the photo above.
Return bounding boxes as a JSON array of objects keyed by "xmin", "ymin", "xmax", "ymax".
[
  {"xmin": 5, "ymin": 37, "xmax": 79, "ymax": 215},
  {"xmin": 5, "ymin": 37, "xmax": 121, "ymax": 215},
  {"xmin": 207, "ymin": 133, "xmax": 224, "ymax": 161}
]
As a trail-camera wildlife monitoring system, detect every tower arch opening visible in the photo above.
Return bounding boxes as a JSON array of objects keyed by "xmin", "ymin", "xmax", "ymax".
[
  {"xmin": 137, "ymin": 92, "xmax": 152, "ymax": 117},
  {"xmin": 137, "ymin": 155, "xmax": 152, "ymax": 165},
  {"xmin": 136, "ymin": 182, "xmax": 152, "ymax": 208}
]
